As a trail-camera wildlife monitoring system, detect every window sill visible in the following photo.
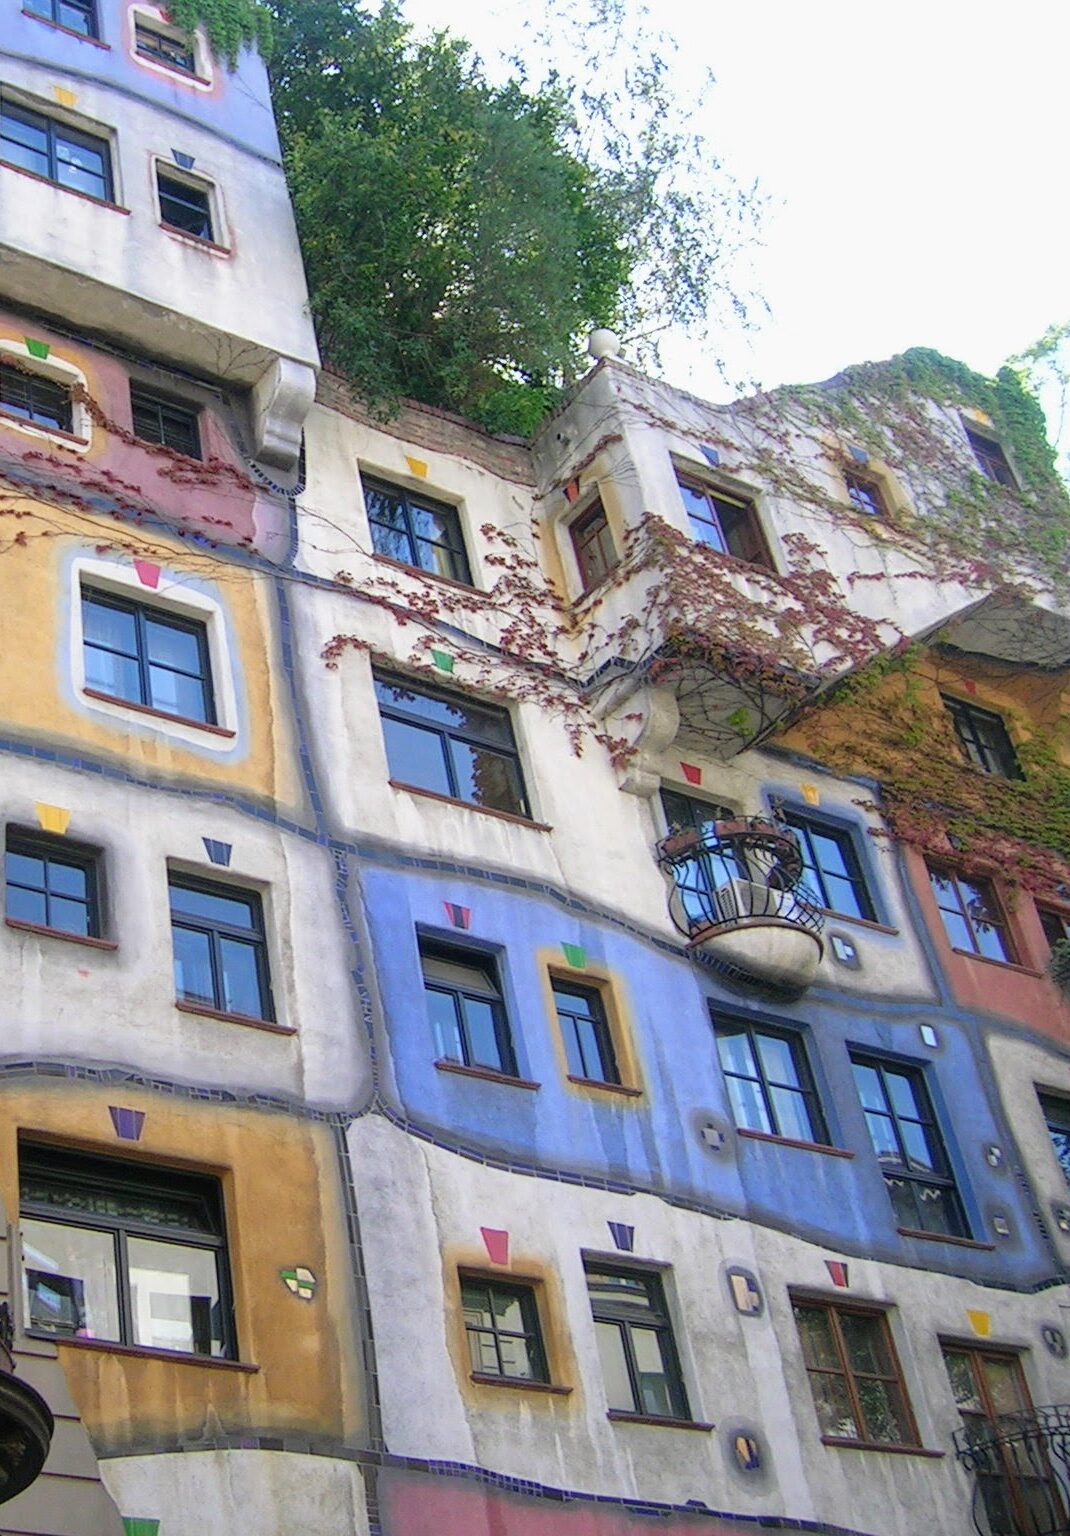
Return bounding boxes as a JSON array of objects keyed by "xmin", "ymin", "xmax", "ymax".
[
  {"xmin": 32, "ymin": 1332, "xmax": 257, "ymax": 1371},
  {"xmin": 0, "ymin": 406, "xmax": 88, "ymax": 447},
  {"xmin": 371, "ymin": 553, "xmax": 482, "ymax": 598},
  {"xmin": 134, "ymin": 51, "xmax": 211, "ymax": 85},
  {"xmin": 83, "ymin": 688, "xmax": 236, "ymax": 738},
  {"xmin": 435, "ymin": 1059, "xmax": 540, "ymax": 1090},
  {"xmin": 159, "ymin": 222, "xmax": 232, "ymax": 256},
  {"xmin": 0, "ymin": 156, "xmax": 128, "ymax": 212},
  {"xmin": 21, "ymin": 9, "xmax": 111, "ymax": 46},
  {"xmin": 820, "ymin": 1436, "xmax": 944, "ymax": 1458},
  {"xmin": 607, "ymin": 1411, "xmax": 713, "ymax": 1431},
  {"xmin": 737, "ymin": 1128, "xmax": 854, "ymax": 1159},
  {"xmin": 471, "ymin": 1373, "xmax": 571, "ymax": 1396},
  {"xmin": 567, "ymin": 1075, "xmax": 643, "ymax": 1099},
  {"xmin": 949, "ymin": 949, "xmax": 1041, "ymax": 978},
  {"xmin": 175, "ymin": 999, "xmax": 295, "ymax": 1036},
  {"xmin": 896, "ymin": 1227, "xmax": 995, "ymax": 1251},
  {"xmin": 388, "ymin": 780, "xmax": 550, "ymax": 832},
  {"xmin": 821, "ymin": 910, "xmax": 899, "ymax": 936},
  {"xmin": 5, "ymin": 917, "xmax": 117, "ymax": 951}
]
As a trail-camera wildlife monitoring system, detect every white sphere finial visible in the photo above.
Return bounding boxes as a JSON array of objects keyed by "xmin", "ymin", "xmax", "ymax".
[{"xmin": 588, "ymin": 328, "xmax": 621, "ymax": 361}]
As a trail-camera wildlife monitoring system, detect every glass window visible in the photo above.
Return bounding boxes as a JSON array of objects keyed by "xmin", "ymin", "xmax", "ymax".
[
  {"xmin": 927, "ymin": 865, "xmax": 1015, "ymax": 964},
  {"xmin": 1038, "ymin": 1093, "xmax": 1070, "ymax": 1187},
  {"xmin": 461, "ymin": 1276, "xmax": 547, "ymax": 1382},
  {"xmin": 81, "ymin": 586, "xmax": 215, "ymax": 725},
  {"xmin": 20, "ymin": 1142, "xmax": 233, "ymax": 1358},
  {"xmin": 169, "ymin": 874, "xmax": 273, "ymax": 1021},
  {"xmin": 844, "ymin": 471, "xmax": 885, "ymax": 517},
  {"xmin": 421, "ymin": 941, "xmax": 515, "ymax": 1075},
  {"xmin": 5, "ymin": 832, "xmax": 101, "ymax": 938},
  {"xmin": 1038, "ymin": 907, "xmax": 1070, "ymax": 953},
  {"xmin": 25, "ymin": 0, "xmax": 98, "ymax": 38},
  {"xmin": 941, "ymin": 695, "xmax": 1021, "ymax": 779},
  {"xmin": 659, "ymin": 789, "xmax": 745, "ymax": 924},
  {"xmin": 157, "ymin": 171, "xmax": 213, "ymax": 241},
  {"xmin": 783, "ymin": 813, "xmax": 876, "ymax": 921},
  {"xmin": 675, "ymin": 474, "xmax": 772, "ymax": 567},
  {"xmin": 553, "ymin": 980, "xmax": 618, "ymax": 1085},
  {"xmin": 134, "ymin": 19, "xmax": 196, "ymax": 72},
  {"xmin": 131, "ymin": 387, "xmax": 201, "ymax": 459},
  {"xmin": 569, "ymin": 499, "xmax": 616, "ymax": 592},
  {"xmin": 0, "ymin": 97, "xmax": 111, "ymax": 201},
  {"xmin": 0, "ymin": 360, "xmax": 73, "ymax": 434},
  {"xmin": 964, "ymin": 426, "xmax": 1017, "ymax": 488},
  {"xmin": 850, "ymin": 1054, "xmax": 968, "ymax": 1238},
  {"xmin": 374, "ymin": 671, "xmax": 529, "ymax": 818},
  {"xmin": 793, "ymin": 1300, "xmax": 917, "ymax": 1447},
  {"xmin": 362, "ymin": 475, "xmax": 472, "ymax": 585},
  {"xmin": 586, "ymin": 1265, "xmax": 689, "ymax": 1420},
  {"xmin": 714, "ymin": 1017, "xmax": 826, "ymax": 1144}
]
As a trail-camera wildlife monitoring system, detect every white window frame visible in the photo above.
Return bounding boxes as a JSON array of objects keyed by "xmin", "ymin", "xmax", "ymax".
[
  {"xmin": 152, "ymin": 157, "xmax": 227, "ymax": 249},
  {"xmin": 129, "ymin": 4, "xmax": 213, "ymax": 89},
  {"xmin": 0, "ymin": 340, "xmax": 91, "ymax": 452}
]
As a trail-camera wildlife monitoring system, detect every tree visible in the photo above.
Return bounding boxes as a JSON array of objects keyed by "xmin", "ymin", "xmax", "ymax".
[{"xmin": 265, "ymin": 0, "xmax": 760, "ymax": 433}]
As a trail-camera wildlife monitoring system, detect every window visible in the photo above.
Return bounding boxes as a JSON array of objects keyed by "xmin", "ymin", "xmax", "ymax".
[
  {"xmin": 374, "ymin": 671, "xmax": 529, "ymax": 819},
  {"xmin": 675, "ymin": 473, "xmax": 772, "ymax": 567},
  {"xmin": 1038, "ymin": 1093, "xmax": 1070, "ymax": 1186},
  {"xmin": 362, "ymin": 475, "xmax": 471, "ymax": 585},
  {"xmin": 554, "ymin": 980, "xmax": 618, "ymax": 1085},
  {"xmin": 844, "ymin": 471, "xmax": 885, "ymax": 518},
  {"xmin": 130, "ymin": 387, "xmax": 201, "ymax": 459},
  {"xmin": 586, "ymin": 1264, "xmax": 689, "ymax": 1420},
  {"xmin": 793, "ymin": 1300, "xmax": 918, "ymax": 1447},
  {"xmin": 943, "ymin": 1345, "xmax": 1061, "ymax": 1534},
  {"xmin": 964, "ymin": 425, "xmax": 1016, "ymax": 488},
  {"xmin": 942, "ymin": 695, "xmax": 1022, "ymax": 779},
  {"xmin": 135, "ymin": 19, "xmax": 196, "ymax": 72},
  {"xmin": 169, "ymin": 874, "xmax": 273, "ymax": 1021},
  {"xmin": 0, "ymin": 97, "xmax": 111, "ymax": 202},
  {"xmin": 81, "ymin": 586, "xmax": 215, "ymax": 725},
  {"xmin": 850, "ymin": 1053, "xmax": 967, "ymax": 1237},
  {"xmin": 569, "ymin": 499, "xmax": 616, "ymax": 592},
  {"xmin": 24, "ymin": 0, "xmax": 98, "ymax": 39},
  {"xmin": 20, "ymin": 1142, "xmax": 233, "ymax": 1358},
  {"xmin": 782, "ymin": 813, "xmax": 876, "ymax": 922},
  {"xmin": 714, "ymin": 1018, "xmax": 827, "ymax": 1144},
  {"xmin": 0, "ymin": 359, "xmax": 72, "ymax": 434},
  {"xmin": 421, "ymin": 941, "xmax": 515, "ymax": 1076},
  {"xmin": 462, "ymin": 1276, "xmax": 547, "ymax": 1383},
  {"xmin": 660, "ymin": 789, "xmax": 746, "ymax": 916},
  {"xmin": 1039, "ymin": 906, "xmax": 1070, "ymax": 953},
  {"xmin": 927, "ymin": 865, "xmax": 1016, "ymax": 964},
  {"xmin": 5, "ymin": 832, "xmax": 101, "ymax": 939},
  {"xmin": 157, "ymin": 170, "xmax": 213, "ymax": 241}
]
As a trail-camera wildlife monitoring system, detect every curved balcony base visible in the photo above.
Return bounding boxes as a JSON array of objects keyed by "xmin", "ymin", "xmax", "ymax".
[
  {"xmin": 0, "ymin": 1367, "xmax": 53, "ymax": 1504},
  {"xmin": 688, "ymin": 918, "xmax": 823, "ymax": 992}
]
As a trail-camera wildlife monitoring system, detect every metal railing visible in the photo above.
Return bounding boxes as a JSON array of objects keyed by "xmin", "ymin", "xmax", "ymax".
[
  {"xmin": 657, "ymin": 817, "xmax": 825, "ymax": 942},
  {"xmin": 953, "ymin": 1406, "xmax": 1070, "ymax": 1535}
]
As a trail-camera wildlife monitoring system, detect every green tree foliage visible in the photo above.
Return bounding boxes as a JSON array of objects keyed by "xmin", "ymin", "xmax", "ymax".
[
  {"xmin": 168, "ymin": 0, "xmax": 273, "ymax": 65},
  {"xmin": 266, "ymin": 0, "xmax": 759, "ymax": 433}
]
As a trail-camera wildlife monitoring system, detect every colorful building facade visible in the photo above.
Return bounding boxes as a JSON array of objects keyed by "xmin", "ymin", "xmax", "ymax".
[{"xmin": 1, "ymin": 8, "xmax": 1069, "ymax": 1536}]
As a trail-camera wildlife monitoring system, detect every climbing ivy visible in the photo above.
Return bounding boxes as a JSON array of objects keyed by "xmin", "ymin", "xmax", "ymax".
[{"xmin": 167, "ymin": 0, "xmax": 273, "ymax": 65}]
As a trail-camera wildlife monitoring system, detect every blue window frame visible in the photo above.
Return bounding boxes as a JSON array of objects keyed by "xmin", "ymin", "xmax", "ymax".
[
  {"xmin": 782, "ymin": 812, "xmax": 876, "ymax": 922},
  {"xmin": 0, "ymin": 97, "xmax": 111, "ymax": 202},
  {"xmin": 81, "ymin": 587, "xmax": 215, "ymax": 726}
]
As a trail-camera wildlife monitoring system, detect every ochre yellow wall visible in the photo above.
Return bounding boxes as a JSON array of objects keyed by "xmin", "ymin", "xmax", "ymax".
[
  {"xmin": 0, "ymin": 1081, "xmax": 365, "ymax": 1454},
  {"xmin": 0, "ymin": 494, "xmax": 304, "ymax": 811}
]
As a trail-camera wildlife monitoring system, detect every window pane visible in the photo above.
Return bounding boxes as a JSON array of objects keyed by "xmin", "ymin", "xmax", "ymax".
[
  {"xmin": 219, "ymin": 936, "xmax": 265, "ymax": 1017},
  {"xmin": 172, "ymin": 924, "xmax": 215, "ymax": 1006},
  {"xmin": 769, "ymin": 1085, "xmax": 815, "ymax": 1142},
  {"xmin": 146, "ymin": 619, "xmax": 203, "ymax": 674},
  {"xmin": 127, "ymin": 1236, "xmax": 224, "ymax": 1356},
  {"xmin": 56, "ymin": 140, "xmax": 107, "ymax": 200},
  {"xmin": 50, "ymin": 895, "xmax": 90, "ymax": 936},
  {"xmin": 595, "ymin": 1320, "xmax": 635, "ymax": 1411},
  {"xmin": 85, "ymin": 646, "xmax": 141, "ymax": 702},
  {"xmin": 83, "ymin": 599, "xmax": 138, "ymax": 655},
  {"xmin": 425, "ymin": 987, "xmax": 464, "ymax": 1061},
  {"xmin": 370, "ymin": 522, "xmax": 414, "ymax": 565},
  {"xmin": 755, "ymin": 1033, "xmax": 802, "ymax": 1088},
  {"xmin": 822, "ymin": 871, "xmax": 867, "ymax": 919},
  {"xmin": 169, "ymin": 884, "xmax": 252, "ymax": 928},
  {"xmin": 497, "ymin": 1334, "xmax": 536, "ymax": 1379},
  {"xmin": 794, "ymin": 1304, "xmax": 838, "ymax": 1369},
  {"xmin": 7, "ymin": 884, "xmax": 47, "ymax": 926},
  {"xmin": 148, "ymin": 663, "xmax": 208, "ymax": 721},
  {"xmin": 461, "ymin": 1283, "xmax": 493, "ymax": 1330},
  {"xmin": 58, "ymin": 0, "xmax": 94, "ymax": 33},
  {"xmin": 864, "ymin": 1111, "xmax": 901, "ymax": 1163},
  {"xmin": 852, "ymin": 1063, "xmax": 886, "ymax": 1113},
  {"xmin": 944, "ymin": 1350, "xmax": 983, "ymax": 1412},
  {"xmin": 839, "ymin": 1313, "xmax": 892, "ymax": 1376},
  {"xmin": 716, "ymin": 1028, "xmax": 756, "ymax": 1079},
  {"xmin": 448, "ymin": 741, "xmax": 525, "ymax": 815},
  {"xmin": 631, "ymin": 1325, "xmax": 674, "ymax": 1416},
  {"xmin": 47, "ymin": 860, "xmax": 87, "ymax": 898},
  {"xmin": 466, "ymin": 1328, "xmax": 499, "ymax": 1374},
  {"xmin": 461, "ymin": 998, "xmax": 503, "ymax": 1071},
  {"xmin": 726, "ymin": 1074, "xmax": 772, "ymax": 1134},
  {"xmin": 899, "ymin": 1120, "xmax": 937, "ymax": 1173},
  {"xmin": 21, "ymin": 1217, "xmax": 120, "ymax": 1341},
  {"xmin": 885, "ymin": 1071, "xmax": 921, "ymax": 1121},
  {"xmin": 856, "ymin": 1377, "xmax": 909, "ymax": 1444},
  {"xmin": 381, "ymin": 717, "xmax": 452, "ymax": 796},
  {"xmin": 809, "ymin": 1372, "xmax": 859, "ymax": 1440}
]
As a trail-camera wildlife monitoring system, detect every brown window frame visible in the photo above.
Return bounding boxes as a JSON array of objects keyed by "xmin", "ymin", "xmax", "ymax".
[
  {"xmin": 569, "ymin": 497, "xmax": 616, "ymax": 593},
  {"xmin": 963, "ymin": 425, "xmax": 1017, "ymax": 488},
  {"xmin": 675, "ymin": 472, "xmax": 774, "ymax": 569},
  {"xmin": 792, "ymin": 1297, "xmax": 921, "ymax": 1450},
  {"xmin": 844, "ymin": 470, "xmax": 886, "ymax": 518}
]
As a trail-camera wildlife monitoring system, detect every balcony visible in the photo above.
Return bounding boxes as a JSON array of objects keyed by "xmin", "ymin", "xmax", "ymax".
[
  {"xmin": 657, "ymin": 817, "xmax": 824, "ymax": 992},
  {"xmin": 0, "ymin": 1303, "xmax": 53, "ymax": 1505},
  {"xmin": 953, "ymin": 1406, "xmax": 1070, "ymax": 1536}
]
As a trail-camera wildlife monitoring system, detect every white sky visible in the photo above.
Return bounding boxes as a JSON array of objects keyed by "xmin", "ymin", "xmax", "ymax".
[{"xmin": 400, "ymin": 0, "xmax": 1069, "ymax": 414}]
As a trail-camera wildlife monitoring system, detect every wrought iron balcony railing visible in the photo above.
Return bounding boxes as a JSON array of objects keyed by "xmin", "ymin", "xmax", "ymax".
[
  {"xmin": 656, "ymin": 817, "xmax": 825, "ymax": 991},
  {"xmin": 953, "ymin": 1405, "xmax": 1070, "ymax": 1536}
]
